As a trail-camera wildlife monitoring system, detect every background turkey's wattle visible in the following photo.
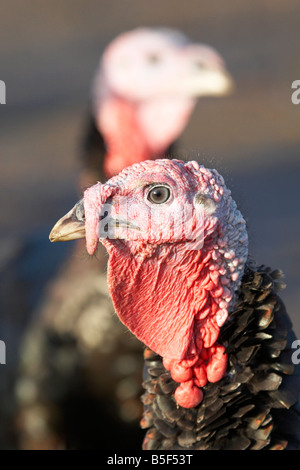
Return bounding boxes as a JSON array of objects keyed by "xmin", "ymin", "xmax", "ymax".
[{"xmin": 0, "ymin": 0, "xmax": 299, "ymax": 450}]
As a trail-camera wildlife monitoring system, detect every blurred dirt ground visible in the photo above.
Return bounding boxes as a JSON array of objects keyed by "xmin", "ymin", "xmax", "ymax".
[{"xmin": 0, "ymin": 0, "xmax": 299, "ymax": 448}]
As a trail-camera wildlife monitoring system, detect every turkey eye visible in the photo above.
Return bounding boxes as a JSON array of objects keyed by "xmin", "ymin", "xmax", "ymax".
[
  {"xmin": 147, "ymin": 53, "xmax": 161, "ymax": 64},
  {"xmin": 147, "ymin": 186, "xmax": 171, "ymax": 204},
  {"xmin": 195, "ymin": 61, "xmax": 206, "ymax": 70},
  {"xmin": 75, "ymin": 200, "xmax": 85, "ymax": 222}
]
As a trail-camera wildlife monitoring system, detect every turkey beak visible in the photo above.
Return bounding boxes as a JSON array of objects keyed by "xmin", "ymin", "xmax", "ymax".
[
  {"xmin": 49, "ymin": 200, "xmax": 86, "ymax": 242},
  {"xmin": 187, "ymin": 68, "xmax": 235, "ymax": 97},
  {"xmin": 200, "ymin": 69, "xmax": 235, "ymax": 96},
  {"xmin": 216, "ymin": 70, "xmax": 234, "ymax": 95},
  {"xmin": 221, "ymin": 70, "xmax": 235, "ymax": 95}
]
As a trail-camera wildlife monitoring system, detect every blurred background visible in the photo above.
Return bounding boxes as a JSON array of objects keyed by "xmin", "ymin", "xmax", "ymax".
[{"xmin": 0, "ymin": 0, "xmax": 299, "ymax": 450}]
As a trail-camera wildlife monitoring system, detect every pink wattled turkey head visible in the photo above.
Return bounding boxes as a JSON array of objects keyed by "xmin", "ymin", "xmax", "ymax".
[
  {"xmin": 50, "ymin": 159, "xmax": 248, "ymax": 408},
  {"xmin": 91, "ymin": 28, "xmax": 233, "ymax": 177}
]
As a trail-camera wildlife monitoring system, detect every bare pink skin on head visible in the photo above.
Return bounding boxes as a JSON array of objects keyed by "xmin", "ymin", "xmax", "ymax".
[
  {"xmin": 92, "ymin": 28, "xmax": 233, "ymax": 177},
  {"xmin": 96, "ymin": 98, "xmax": 151, "ymax": 178},
  {"xmin": 83, "ymin": 159, "xmax": 248, "ymax": 408},
  {"xmin": 98, "ymin": 96, "xmax": 194, "ymax": 177}
]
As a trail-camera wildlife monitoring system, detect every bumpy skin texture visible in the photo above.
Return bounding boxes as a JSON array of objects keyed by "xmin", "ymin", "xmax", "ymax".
[
  {"xmin": 83, "ymin": 159, "xmax": 248, "ymax": 408},
  {"xmin": 141, "ymin": 266, "xmax": 300, "ymax": 450}
]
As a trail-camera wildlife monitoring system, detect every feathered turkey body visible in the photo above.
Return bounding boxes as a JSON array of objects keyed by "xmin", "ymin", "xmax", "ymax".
[
  {"xmin": 141, "ymin": 265, "xmax": 300, "ymax": 450},
  {"xmin": 50, "ymin": 159, "xmax": 300, "ymax": 450},
  {"xmin": 16, "ymin": 29, "xmax": 233, "ymax": 449}
]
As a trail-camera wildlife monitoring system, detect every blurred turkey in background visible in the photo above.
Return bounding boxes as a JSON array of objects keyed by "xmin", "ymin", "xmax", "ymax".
[
  {"xmin": 0, "ymin": 0, "xmax": 299, "ymax": 450},
  {"xmin": 14, "ymin": 26, "xmax": 233, "ymax": 450}
]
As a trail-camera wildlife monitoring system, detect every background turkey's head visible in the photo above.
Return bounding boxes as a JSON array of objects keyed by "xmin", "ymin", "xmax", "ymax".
[{"xmin": 92, "ymin": 28, "xmax": 233, "ymax": 177}]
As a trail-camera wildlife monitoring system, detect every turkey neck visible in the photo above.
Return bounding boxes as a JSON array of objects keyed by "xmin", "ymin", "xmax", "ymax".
[
  {"xmin": 95, "ymin": 94, "xmax": 195, "ymax": 178},
  {"xmin": 95, "ymin": 97, "xmax": 152, "ymax": 178}
]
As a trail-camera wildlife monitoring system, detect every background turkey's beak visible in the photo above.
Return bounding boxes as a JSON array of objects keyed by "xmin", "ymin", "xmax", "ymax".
[
  {"xmin": 187, "ymin": 69, "xmax": 234, "ymax": 97},
  {"xmin": 213, "ymin": 70, "xmax": 235, "ymax": 95},
  {"xmin": 49, "ymin": 204, "xmax": 86, "ymax": 242}
]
